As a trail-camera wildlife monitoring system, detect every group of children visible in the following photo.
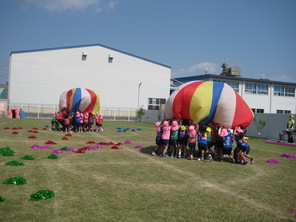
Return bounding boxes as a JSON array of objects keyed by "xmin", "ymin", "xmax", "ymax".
[
  {"xmin": 152, "ymin": 119, "xmax": 255, "ymax": 165},
  {"xmin": 51, "ymin": 107, "xmax": 103, "ymax": 133}
]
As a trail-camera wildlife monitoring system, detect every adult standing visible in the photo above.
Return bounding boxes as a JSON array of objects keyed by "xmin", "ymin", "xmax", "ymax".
[{"xmin": 287, "ymin": 115, "xmax": 295, "ymax": 143}]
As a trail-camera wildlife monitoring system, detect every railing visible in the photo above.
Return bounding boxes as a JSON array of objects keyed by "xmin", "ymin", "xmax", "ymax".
[{"xmin": 8, "ymin": 103, "xmax": 137, "ymax": 121}]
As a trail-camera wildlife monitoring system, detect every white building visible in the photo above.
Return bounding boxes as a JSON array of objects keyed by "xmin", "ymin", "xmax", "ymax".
[
  {"xmin": 9, "ymin": 44, "xmax": 171, "ymax": 110},
  {"xmin": 172, "ymin": 72, "xmax": 296, "ymax": 115}
]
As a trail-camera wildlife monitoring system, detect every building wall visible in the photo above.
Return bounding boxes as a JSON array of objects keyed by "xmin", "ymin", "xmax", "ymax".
[
  {"xmin": 9, "ymin": 45, "xmax": 171, "ymax": 109},
  {"xmin": 271, "ymin": 96, "xmax": 296, "ymax": 114},
  {"xmin": 240, "ymin": 83, "xmax": 296, "ymax": 114}
]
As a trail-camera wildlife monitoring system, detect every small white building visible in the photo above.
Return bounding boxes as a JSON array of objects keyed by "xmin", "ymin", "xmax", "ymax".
[
  {"xmin": 172, "ymin": 72, "xmax": 296, "ymax": 115},
  {"xmin": 9, "ymin": 43, "xmax": 171, "ymax": 110}
]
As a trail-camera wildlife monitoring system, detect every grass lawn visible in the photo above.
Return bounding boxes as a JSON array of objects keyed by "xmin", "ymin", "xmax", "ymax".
[{"xmin": 0, "ymin": 119, "xmax": 295, "ymax": 222}]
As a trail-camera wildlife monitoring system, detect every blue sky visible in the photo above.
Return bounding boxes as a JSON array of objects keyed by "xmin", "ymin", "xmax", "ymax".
[{"xmin": 0, "ymin": 0, "xmax": 295, "ymax": 84}]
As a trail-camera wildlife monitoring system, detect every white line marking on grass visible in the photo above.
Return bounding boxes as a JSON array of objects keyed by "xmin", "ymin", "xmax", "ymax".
[
  {"xmin": 121, "ymin": 144, "xmax": 289, "ymax": 221},
  {"xmin": 69, "ymin": 132, "xmax": 290, "ymax": 221},
  {"xmin": 224, "ymin": 165, "xmax": 266, "ymax": 186}
]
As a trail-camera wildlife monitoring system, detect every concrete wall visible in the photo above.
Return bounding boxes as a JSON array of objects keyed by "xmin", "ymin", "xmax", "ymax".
[
  {"xmin": 9, "ymin": 45, "xmax": 171, "ymax": 110},
  {"xmin": 246, "ymin": 113, "xmax": 292, "ymax": 140},
  {"xmin": 141, "ymin": 110, "xmax": 166, "ymax": 124}
]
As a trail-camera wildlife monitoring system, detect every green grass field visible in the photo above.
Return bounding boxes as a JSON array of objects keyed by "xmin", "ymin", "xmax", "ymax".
[{"xmin": 0, "ymin": 119, "xmax": 295, "ymax": 222}]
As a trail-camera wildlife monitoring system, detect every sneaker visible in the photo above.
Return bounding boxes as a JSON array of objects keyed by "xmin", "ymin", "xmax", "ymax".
[
  {"xmin": 162, "ymin": 154, "xmax": 168, "ymax": 158},
  {"xmin": 241, "ymin": 160, "xmax": 248, "ymax": 165},
  {"xmin": 178, "ymin": 155, "xmax": 181, "ymax": 158},
  {"xmin": 171, "ymin": 155, "xmax": 175, "ymax": 158},
  {"xmin": 207, "ymin": 154, "xmax": 213, "ymax": 161},
  {"xmin": 151, "ymin": 152, "xmax": 157, "ymax": 156},
  {"xmin": 250, "ymin": 157, "xmax": 255, "ymax": 164},
  {"xmin": 197, "ymin": 158, "xmax": 201, "ymax": 161}
]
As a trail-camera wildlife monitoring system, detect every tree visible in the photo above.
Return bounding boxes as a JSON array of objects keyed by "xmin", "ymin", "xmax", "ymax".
[
  {"xmin": 136, "ymin": 107, "xmax": 145, "ymax": 122},
  {"xmin": 253, "ymin": 117, "xmax": 266, "ymax": 135}
]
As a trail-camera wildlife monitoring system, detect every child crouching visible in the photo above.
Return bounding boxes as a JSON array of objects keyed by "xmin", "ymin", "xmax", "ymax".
[{"xmin": 234, "ymin": 128, "xmax": 255, "ymax": 164}]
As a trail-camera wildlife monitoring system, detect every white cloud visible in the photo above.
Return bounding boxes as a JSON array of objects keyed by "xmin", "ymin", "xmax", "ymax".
[
  {"xmin": 172, "ymin": 62, "xmax": 219, "ymax": 77},
  {"xmin": 266, "ymin": 74, "xmax": 293, "ymax": 82},
  {"xmin": 246, "ymin": 73, "xmax": 294, "ymax": 82},
  {"xmin": 94, "ymin": 6, "xmax": 103, "ymax": 13},
  {"xmin": 107, "ymin": 1, "xmax": 117, "ymax": 9},
  {"xmin": 22, "ymin": 0, "xmax": 117, "ymax": 13}
]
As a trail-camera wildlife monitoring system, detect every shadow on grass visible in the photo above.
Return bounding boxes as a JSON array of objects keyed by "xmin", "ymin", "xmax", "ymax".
[
  {"xmin": 139, "ymin": 146, "xmax": 155, "ymax": 155},
  {"xmin": 139, "ymin": 146, "xmax": 240, "ymax": 165}
]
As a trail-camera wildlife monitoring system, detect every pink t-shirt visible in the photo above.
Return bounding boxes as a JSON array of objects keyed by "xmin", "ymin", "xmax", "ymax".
[
  {"xmin": 188, "ymin": 126, "xmax": 197, "ymax": 143},
  {"xmin": 83, "ymin": 114, "xmax": 89, "ymax": 123},
  {"xmin": 80, "ymin": 114, "xmax": 84, "ymax": 124},
  {"xmin": 161, "ymin": 126, "xmax": 171, "ymax": 140}
]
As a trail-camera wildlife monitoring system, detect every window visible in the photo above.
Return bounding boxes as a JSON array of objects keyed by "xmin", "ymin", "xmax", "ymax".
[
  {"xmin": 251, "ymin": 108, "xmax": 264, "ymax": 113},
  {"xmin": 245, "ymin": 83, "xmax": 268, "ymax": 95},
  {"xmin": 285, "ymin": 87, "xmax": 295, "ymax": 97},
  {"xmin": 277, "ymin": 110, "xmax": 291, "ymax": 114},
  {"xmin": 274, "ymin": 85, "xmax": 295, "ymax": 97},
  {"xmin": 222, "ymin": 80, "xmax": 239, "ymax": 92},
  {"xmin": 245, "ymin": 83, "xmax": 256, "ymax": 94},
  {"xmin": 0, "ymin": 88, "xmax": 8, "ymax": 99},
  {"xmin": 82, "ymin": 51, "xmax": 87, "ymax": 61},
  {"xmin": 82, "ymin": 55, "xmax": 87, "ymax": 61},
  {"xmin": 257, "ymin": 84, "xmax": 268, "ymax": 95},
  {"xmin": 148, "ymin": 98, "xmax": 166, "ymax": 110},
  {"xmin": 108, "ymin": 56, "xmax": 113, "ymax": 63}
]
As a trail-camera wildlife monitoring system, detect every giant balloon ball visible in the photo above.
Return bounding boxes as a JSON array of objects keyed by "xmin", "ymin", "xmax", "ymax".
[
  {"xmin": 59, "ymin": 88, "xmax": 100, "ymax": 114},
  {"xmin": 165, "ymin": 81, "xmax": 254, "ymax": 128}
]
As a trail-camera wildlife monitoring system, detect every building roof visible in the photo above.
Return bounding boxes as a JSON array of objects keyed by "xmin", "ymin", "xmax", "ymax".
[
  {"xmin": 10, "ymin": 43, "xmax": 171, "ymax": 69},
  {"xmin": 173, "ymin": 74, "xmax": 296, "ymax": 86}
]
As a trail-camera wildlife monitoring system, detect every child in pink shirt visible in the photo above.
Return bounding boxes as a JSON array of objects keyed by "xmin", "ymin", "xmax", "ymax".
[
  {"xmin": 79, "ymin": 113, "xmax": 84, "ymax": 132},
  {"xmin": 187, "ymin": 124, "xmax": 197, "ymax": 160},
  {"xmin": 83, "ymin": 113, "xmax": 89, "ymax": 131},
  {"xmin": 161, "ymin": 121, "xmax": 171, "ymax": 158}
]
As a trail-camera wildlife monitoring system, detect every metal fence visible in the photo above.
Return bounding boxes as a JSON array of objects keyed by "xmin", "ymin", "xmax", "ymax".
[
  {"xmin": 6, "ymin": 103, "xmax": 295, "ymax": 140},
  {"xmin": 8, "ymin": 103, "xmax": 137, "ymax": 121}
]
